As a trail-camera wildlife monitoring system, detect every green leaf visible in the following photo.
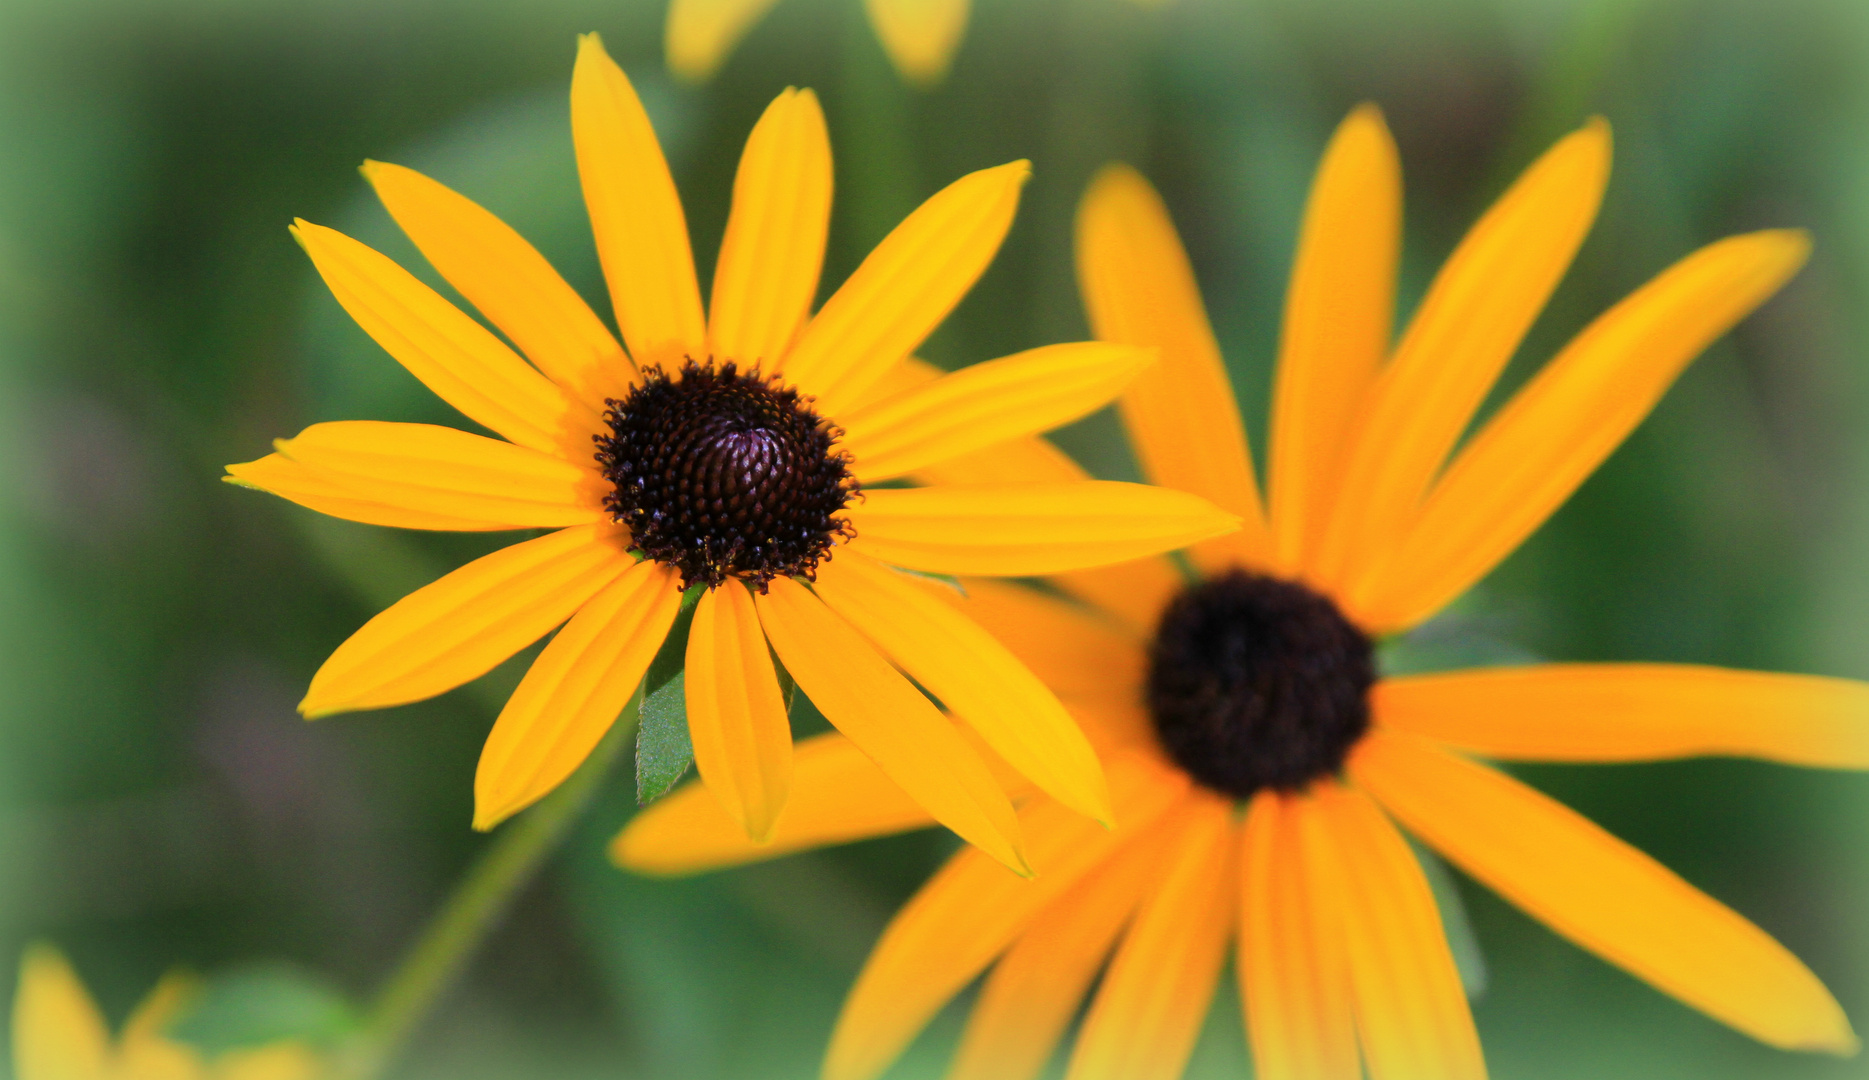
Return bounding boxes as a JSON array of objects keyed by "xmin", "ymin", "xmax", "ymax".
[
  {"xmin": 636, "ymin": 669, "xmax": 694, "ymax": 805},
  {"xmin": 166, "ymin": 964, "xmax": 360, "ymax": 1055}
]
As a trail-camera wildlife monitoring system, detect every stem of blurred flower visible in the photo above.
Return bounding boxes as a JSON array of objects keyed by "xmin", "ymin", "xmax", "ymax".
[{"xmin": 337, "ymin": 692, "xmax": 642, "ymax": 1080}]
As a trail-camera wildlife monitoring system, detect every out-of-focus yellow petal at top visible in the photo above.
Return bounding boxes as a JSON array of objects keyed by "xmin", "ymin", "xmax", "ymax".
[
  {"xmin": 665, "ymin": 0, "xmax": 785, "ymax": 83},
  {"xmin": 13, "ymin": 945, "xmax": 112, "ymax": 1080},
  {"xmin": 864, "ymin": 0, "xmax": 970, "ymax": 85}
]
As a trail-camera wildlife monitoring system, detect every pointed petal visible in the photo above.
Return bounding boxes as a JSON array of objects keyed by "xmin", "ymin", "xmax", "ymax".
[
  {"xmin": 1240, "ymin": 792, "xmax": 1361, "ymax": 1080},
  {"xmin": 709, "ymin": 88, "xmax": 833, "ymax": 370},
  {"xmin": 291, "ymin": 220, "xmax": 590, "ymax": 454},
  {"xmin": 665, "ymin": 0, "xmax": 784, "ymax": 82},
  {"xmin": 1066, "ymin": 793, "xmax": 1237, "ymax": 1080},
  {"xmin": 847, "ymin": 482, "xmax": 1240, "ymax": 576},
  {"xmin": 950, "ymin": 835, "xmax": 1161, "ymax": 1080},
  {"xmin": 226, "ymin": 453, "xmax": 524, "ymax": 532},
  {"xmin": 1361, "ymin": 230, "xmax": 1811, "ymax": 630},
  {"xmin": 1076, "ymin": 163, "xmax": 1270, "ymax": 571},
  {"xmin": 840, "ymin": 342, "xmax": 1153, "ymax": 483},
  {"xmin": 115, "ymin": 974, "xmax": 206, "ymax": 1080},
  {"xmin": 824, "ymin": 757, "xmax": 1193, "ymax": 1080},
  {"xmin": 1376, "ymin": 663, "xmax": 1869, "ymax": 767},
  {"xmin": 1301, "ymin": 781, "xmax": 1486, "ymax": 1080},
  {"xmin": 257, "ymin": 421, "xmax": 601, "ymax": 529},
  {"xmin": 949, "ymin": 578, "xmax": 1153, "ymax": 753},
  {"xmin": 12, "ymin": 945, "xmax": 111, "ymax": 1080},
  {"xmin": 814, "ymin": 552, "xmax": 1112, "ymax": 823},
  {"xmin": 782, "ymin": 161, "xmax": 1029, "ymax": 414},
  {"xmin": 573, "ymin": 34, "xmax": 707, "ymax": 364},
  {"xmin": 1315, "ymin": 120, "xmax": 1612, "ymax": 605},
  {"xmin": 301, "ymin": 524, "xmax": 632, "ymax": 717},
  {"xmin": 864, "ymin": 0, "xmax": 970, "ymax": 84},
  {"xmin": 753, "ymin": 577, "xmax": 1027, "ymax": 873},
  {"xmin": 614, "ymin": 731, "xmax": 935, "ymax": 874},
  {"xmin": 1354, "ymin": 728, "xmax": 1857, "ymax": 1054},
  {"xmin": 1268, "ymin": 106, "xmax": 1400, "ymax": 575},
  {"xmin": 474, "ymin": 559, "xmax": 681, "ymax": 828},
  {"xmin": 361, "ymin": 160, "xmax": 631, "ymax": 409},
  {"xmin": 683, "ymin": 582, "xmax": 794, "ymax": 842}
]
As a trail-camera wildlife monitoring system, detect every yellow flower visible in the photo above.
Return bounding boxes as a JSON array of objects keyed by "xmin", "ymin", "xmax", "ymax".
[
  {"xmin": 617, "ymin": 106, "xmax": 1863, "ymax": 1079},
  {"xmin": 226, "ymin": 35, "xmax": 1235, "ymax": 872},
  {"xmin": 11, "ymin": 946, "xmax": 320, "ymax": 1080}
]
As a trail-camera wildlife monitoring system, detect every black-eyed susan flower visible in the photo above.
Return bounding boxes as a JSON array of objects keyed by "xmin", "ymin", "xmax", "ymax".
[
  {"xmin": 11, "ymin": 946, "xmax": 321, "ymax": 1080},
  {"xmin": 617, "ymin": 106, "xmax": 1865, "ymax": 1079},
  {"xmin": 226, "ymin": 35, "xmax": 1236, "ymax": 873}
]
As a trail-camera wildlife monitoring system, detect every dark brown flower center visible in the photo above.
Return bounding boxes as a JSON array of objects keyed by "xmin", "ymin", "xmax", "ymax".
[
  {"xmin": 1146, "ymin": 569, "xmax": 1374, "ymax": 799},
  {"xmin": 594, "ymin": 360, "xmax": 856, "ymax": 590}
]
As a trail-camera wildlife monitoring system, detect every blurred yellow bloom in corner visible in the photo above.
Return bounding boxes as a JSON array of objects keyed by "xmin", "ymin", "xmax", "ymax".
[
  {"xmin": 667, "ymin": 0, "xmax": 972, "ymax": 86},
  {"xmin": 620, "ymin": 106, "xmax": 1865, "ymax": 1080},
  {"xmin": 11, "ymin": 945, "xmax": 320, "ymax": 1080}
]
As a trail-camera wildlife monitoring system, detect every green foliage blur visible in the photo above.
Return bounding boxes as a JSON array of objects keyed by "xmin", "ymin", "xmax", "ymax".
[{"xmin": 4, "ymin": 0, "xmax": 1869, "ymax": 1076}]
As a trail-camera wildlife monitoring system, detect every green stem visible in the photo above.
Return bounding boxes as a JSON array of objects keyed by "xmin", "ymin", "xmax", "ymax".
[{"xmin": 341, "ymin": 691, "xmax": 641, "ymax": 1080}]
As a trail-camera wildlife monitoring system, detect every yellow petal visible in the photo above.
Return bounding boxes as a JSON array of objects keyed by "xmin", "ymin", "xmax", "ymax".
[
  {"xmin": 1314, "ymin": 119, "xmax": 1612, "ymax": 605},
  {"xmin": 950, "ymin": 834, "xmax": 1161, "ymax": 1080},
  {"xmin": 117, "ymin": 972, "xmax": 195, "ymax": 1050},
  {"xmin": 665, "ymin": 0, "xmax": 784, "ymax": 82},
  {"xmin": 1066, "ymin": 793, "xmax": 1237, "ymax": 1080},
  {"xmin": 947, "ymin": 579, "xmax": 1145, "ymax": 720},
  {"xmin": 813, "ymin": 553, "xmax": 1112, "ymax": 823},
  {"xmin": 683, "ymin": 582, "xmax": 793, "ymax": 842},
  {"xmin": 1050, "ymin": 557, "xmax": 1184, "ymax": 640},
  {"xmin": 613, "ymin": 731, "xmax": 935, "ymax": 875},
  {"xmin": 361, "ymin": 160, "xmax": 632, "ymax": 410},
  {"xmin": 840, "ymin": 342, "xmax": 1153, "ymax": 483},
  {"xmin": 709, "ymin": 87, "xmax": 833, "ymax": 372},
  {"xmin": 863, "ymin": 0, "xmax": 970, "ymax": 85},
  {"xmin": 1376, "ymin": 663, "xmax": 1869, "ymax": 767},
  {"xmin": 114, "ymin": 975, "xmax": 202, "ymax": 1080},
  {"xmin": 753, "ymin": 576, "xmax": 1026, "ymax": 873},
  {"xmin": 1360, "ymin": 230, "xmax": 1811, "ymax": 630},
  {"xmin": 781, "ymin": 161, "xmax": 1029, "ymax": 414},
  {"xmin": 291, "ymin": 220, "xmax": 590, "ymax": 455},
  {"xmin": 1268, "ymin": 106, "xmax": 1400, "ymax": 576},
  {"xmin": 12, "ymin": 945, "xmax": 111, "ymax": 1080},
  {"xmin": 214, "ymin": 1043, "xmax": 324, "ymax": 1080},
  {"xmin": 1239, "ymin": 792, "xmax": 1361, "ymax": 1080},
  {"xmin": 262, "ymin": 421, "xmax": 601, "ymax": 529},
  {"xmin": 1076, "ymin": 163, "xmax": 1270, "ymax": 571},
  {"xmin": 824, "ymin": 757, "xmax": 1193, "ymax": 1080},
  {"xmin": 1353, "ymin": 728, "xmax": 1857, "ymax": 1054},
  {"xmin": 226, "ymin": 453, "xmax": 521, "ymax": 532},
  {"xmin": 572, "ymin": 34, "xmax": 706, "ymax": 364},
  {"xmin": 301, "ymin": 524, "xmax": 632, "ymax": 717},
  {"xmin": 911, "ymin": 430, "xmax": 1088, "ymax": 489},
  {"xmin": 846, "ymin": 482, "xmax": 1240, "ymax": 576},
  {"xmin": 474, "ymin": 559, "xmax": 682, "ymax": 829},
  {"xmin": 1301, "ymin": 781, "xmax": 1486, "ymax": 1080}
]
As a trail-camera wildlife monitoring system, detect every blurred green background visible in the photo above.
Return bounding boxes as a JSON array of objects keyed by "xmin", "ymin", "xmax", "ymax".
[{"xmin": 4, "ymin": 0, "xmax": 1869, "ymax": 1076}]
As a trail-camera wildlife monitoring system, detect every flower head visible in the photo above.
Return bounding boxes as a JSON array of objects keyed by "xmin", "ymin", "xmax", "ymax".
[
  {"xmin": 618, "ymin": 106, "xmax": 1861, "ymax": 1079},
  {"xmin": 11, "ymin": 946, "xmax": 320, "ymax": 1080},
  {"xmin": 226, "ymin": 36, "xmax": 1236, "ymax": 872}
]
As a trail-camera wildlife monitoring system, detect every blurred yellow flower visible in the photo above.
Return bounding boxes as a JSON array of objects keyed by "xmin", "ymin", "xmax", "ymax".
[
  {"xmin": 667, "ymin": 0, "xmax": 971, "ymax": 85},
  {"xmin": 11, "ymin": 946, "xmax": 320, "ymax": 1080},
  {"xmin": 619, "ymin": 107, "xmax": 1864, "ymax": 1079},
  {"xmin": 226, "ymin": 34, "xmax": 1236, "ymax": 870}
]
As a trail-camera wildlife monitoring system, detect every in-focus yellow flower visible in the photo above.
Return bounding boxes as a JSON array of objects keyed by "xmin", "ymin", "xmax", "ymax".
[
  {"xmin": 618, "ymin": 106, "xmax": 1863, "ymax": 1079},
  {"xmin": 227, "ymin": 35, "xmax": 1235, "ymax": 871},
  {"xmin": 668, "ymin": 0, "xmax": 970, "ymax": 86},
  {"xmin": 12, "ymin": 945, "xmax": 320, "ymax": 1080}
]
